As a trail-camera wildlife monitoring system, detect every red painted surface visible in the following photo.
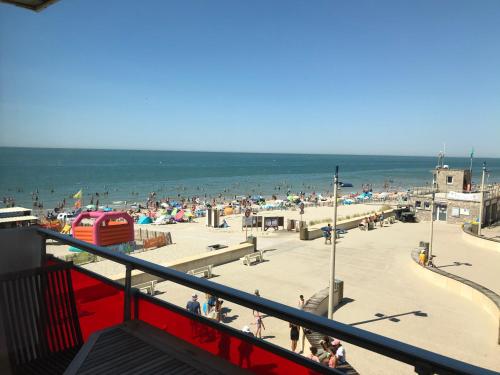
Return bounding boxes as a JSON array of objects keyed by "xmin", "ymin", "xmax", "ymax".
[
  {"xmin": 70, "ymin": 267, "xmax": 127, "ymax": 341},
  {"xmin": 62, "ymin": 262, "xmax": 318, "ymax": 374},
  {"xmin": 137, "ymin": 298, "xmax": 319, "ymax": 375}
]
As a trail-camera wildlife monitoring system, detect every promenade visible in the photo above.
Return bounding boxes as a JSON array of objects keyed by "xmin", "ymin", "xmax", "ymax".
[
  {"xmin": 48, "ymin": 206, "xmax": 500, "ymax": 374},
  {"xmin": 152, "ymin": 220, "xmax": 499, "ymax": 374}
]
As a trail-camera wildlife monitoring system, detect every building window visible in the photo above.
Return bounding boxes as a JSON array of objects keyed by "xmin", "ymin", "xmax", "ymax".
[
  {"xmin": 447, "ymin": 176, "xmax": 453, "ymax": 184},
  {"xmin": 424, "ymin": 201, "xmax": 430, "ymax": 210},
  {"xmin": 415, "ymin": 201, "xmax": 421, "ymax": 208}
]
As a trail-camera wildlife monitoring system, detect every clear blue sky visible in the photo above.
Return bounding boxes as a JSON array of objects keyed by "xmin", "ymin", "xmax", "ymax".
[{"xmin": 1, "ymin": 0, "xmax": 499, "ymax": 156}]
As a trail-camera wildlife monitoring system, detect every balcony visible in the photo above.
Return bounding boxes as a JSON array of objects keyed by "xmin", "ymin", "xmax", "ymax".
[{"xmin": 0, "ymin": 226, "xmax": 496, "ymax": 375}]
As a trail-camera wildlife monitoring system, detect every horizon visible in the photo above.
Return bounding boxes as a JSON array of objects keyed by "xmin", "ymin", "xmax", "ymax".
[
  {"xmin": 1, "ymin": 145, "xmax": 499, "ymax": 160},
  {"xmin": 1, "ymin": 1, "xmax": 500, "ymax": 156}
]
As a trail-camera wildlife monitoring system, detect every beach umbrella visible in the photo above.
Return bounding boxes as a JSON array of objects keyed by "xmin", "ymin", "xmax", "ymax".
[{"xmin": 86, "ymin": 204, "xmax": 95, "ymax": 210}]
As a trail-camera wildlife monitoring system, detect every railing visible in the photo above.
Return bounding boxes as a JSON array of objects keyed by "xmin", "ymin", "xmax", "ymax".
[{"xmin": 37, "ymin": 227, "xmax": 496, "ymax": 375}]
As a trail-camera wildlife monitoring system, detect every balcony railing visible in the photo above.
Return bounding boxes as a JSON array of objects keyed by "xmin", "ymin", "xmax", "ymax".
[{"xmin": 37, "ymin": 227, "xmax": 495, "ymax": 375}]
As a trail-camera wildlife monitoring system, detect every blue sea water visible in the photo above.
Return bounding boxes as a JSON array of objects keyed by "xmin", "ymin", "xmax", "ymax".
[{"xmin": 1, "ymin": 147, "xmax": 499, "ymax": 210}]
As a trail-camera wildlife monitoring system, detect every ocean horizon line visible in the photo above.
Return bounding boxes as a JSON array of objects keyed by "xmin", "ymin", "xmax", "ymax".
[{"xmin": 1, "ymin": 146, "xmax": 498, "ymax": 160}]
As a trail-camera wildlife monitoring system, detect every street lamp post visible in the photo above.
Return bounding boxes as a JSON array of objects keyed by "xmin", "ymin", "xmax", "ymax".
[
  {"xmin": 328, "ymin": 166, "xmax": 339, "ymax": 319},
  {"xmin": 427, "ymin": 192, "xmax": 435, "ymax": 266},
  {"xmin": 478, "ymin": 162, "xmax": 487, "ymax": 236}
]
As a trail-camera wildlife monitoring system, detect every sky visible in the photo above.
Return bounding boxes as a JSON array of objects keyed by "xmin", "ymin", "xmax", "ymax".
[{"xmin": 1, "ymin": 0, "xmax": 499, "ymax": 157}]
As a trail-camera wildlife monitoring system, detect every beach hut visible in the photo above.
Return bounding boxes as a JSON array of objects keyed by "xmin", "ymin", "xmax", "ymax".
[{"xmin": 72, "ymin": 211, "xmax": 134, "ymax": 246}]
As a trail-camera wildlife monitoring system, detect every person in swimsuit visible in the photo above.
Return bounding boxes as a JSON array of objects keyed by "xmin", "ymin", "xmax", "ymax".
[{"xmin": 290, "ymin": 323, "xmax": 300, "ymax": 352}]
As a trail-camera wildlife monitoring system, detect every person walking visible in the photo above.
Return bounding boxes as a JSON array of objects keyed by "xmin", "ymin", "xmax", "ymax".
[
  {"xmin": 186, "ymin": 293, "xmax": 201, "ymax": 315},
  {"xmin": 298, "ymin": 294, "xmax": 305, "ymax": 309},
  {"xmin": 298, "ymin": 294, "xmax": 307, "ymax": 353},
  {"xmin": 321, "ymin": 224, "xmax": 332, "ymax": 244},
  {"xmin": 290, "ymin": 323, "xmax": 300, "ymax": 352},
  {"xmin": 252, "ymin": 289, "xmax": 261, "ymax": 317},
  {"xmin": 254, "ymin": 312, "xmax": 265, "ymax": 338}
]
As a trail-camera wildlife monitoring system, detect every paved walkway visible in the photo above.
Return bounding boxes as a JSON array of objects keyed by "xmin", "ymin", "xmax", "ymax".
[
  {"xmin": 431, "ymin": 222, "xmax": 500, "ymax": 294},
  {"xmin": 155, "ymin": 221, "xmax": 500, "ymax": 374},
  {"xmin": 51, "ymin": 206, "xmax": 500, "ymax": 374}
]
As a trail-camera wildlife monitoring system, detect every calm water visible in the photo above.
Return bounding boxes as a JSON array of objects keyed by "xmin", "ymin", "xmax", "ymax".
[{"xmin": 1, "ymin": 147, "xmax": 499, "ymax": 210}]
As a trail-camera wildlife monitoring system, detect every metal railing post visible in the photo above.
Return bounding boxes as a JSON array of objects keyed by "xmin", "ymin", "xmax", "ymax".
[{"xmin": 124, "ymin": 265, "xmax": 132, "ymax": 321}]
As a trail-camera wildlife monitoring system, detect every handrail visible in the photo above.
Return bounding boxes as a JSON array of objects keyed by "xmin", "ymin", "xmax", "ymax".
[{"xmin": 38, "ymin": 227, "xmax": 496, "ymax": 375}]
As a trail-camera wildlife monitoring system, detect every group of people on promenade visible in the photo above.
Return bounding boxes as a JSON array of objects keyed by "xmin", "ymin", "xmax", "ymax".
[
  {"xmin": 359, "ymin": 212, "xmax": 385, "ymax": 231},
  {"xmin": 309, "ymin": 336, "xmax": 347, "ymax": 368},
  {"xmin": 186, "ymin": 293, "xmax": 225, "ymax": 322},
  {"xmin": 186, "ymin": 289, "xmax": 347, "ymax": 369}
]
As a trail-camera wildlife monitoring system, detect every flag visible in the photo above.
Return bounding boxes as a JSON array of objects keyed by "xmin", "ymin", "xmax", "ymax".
[
  {"xmin": 74, "ymin": 200, "xmax": 81, "ymax": 209},
  {"xmin": 73, "ymin": 189, "xmax": 82, "ymax": 199},
  {"xmin": 470, "ymin": 148, "xmax": 474, "ymax": 158}
]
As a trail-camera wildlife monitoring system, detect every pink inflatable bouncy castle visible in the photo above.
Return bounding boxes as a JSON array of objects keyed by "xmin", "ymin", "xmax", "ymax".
[{"xmin": 72, "ymin": 211, "xmax": 134, "ymax": 246}]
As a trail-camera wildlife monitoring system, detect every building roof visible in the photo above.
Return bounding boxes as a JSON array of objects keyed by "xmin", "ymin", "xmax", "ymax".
[
  {"xmin": 0, "ymin": 207, "xmax": 31, "ymax": 214},
  {"xmin": 0, "ymin": 215, "xmax": 39, "ymax": 224},
  {"xmin": 0, "ymin": 0, "xmax": 59, "ymax": 12}
]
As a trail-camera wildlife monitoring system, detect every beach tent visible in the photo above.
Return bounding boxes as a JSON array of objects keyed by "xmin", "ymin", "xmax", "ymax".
[
  {"xmin": 174, "ymin": 210, "xmax": 185, "ymax": 221},
  {"xmin": 138, "ymin": 216, "xmax": 153, "ymax": 224},
  {"xmin": 153, "ymin": 215, "xmax": 170, "ymax": 225}
]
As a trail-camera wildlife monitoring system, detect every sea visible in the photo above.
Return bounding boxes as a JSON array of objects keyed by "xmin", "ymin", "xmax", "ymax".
[{"xmin": 1, "ymin": 147, "xmax": 499, "ymax": 211}]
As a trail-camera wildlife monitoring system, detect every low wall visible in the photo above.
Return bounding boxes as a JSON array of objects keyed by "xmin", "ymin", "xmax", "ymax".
[
  {"xmin": 461, "ymin": 228, "xmax": 500, "ymax": 253},
  {"xmin": 410, "ymin": 249, "xmax": 500, "ymax": 344},
  {"xmin": 112, "ymin": 242, "xmax": 256, "ymax": 286},
  {"xmin": 303, "ymin": 282, "xmax": 344, "ymax": 317},
  {"xmin": 303, "ymin": 209, "xmax": 395, "ymax": 241}
]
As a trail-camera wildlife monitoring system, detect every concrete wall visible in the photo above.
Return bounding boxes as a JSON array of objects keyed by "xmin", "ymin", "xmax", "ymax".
[
  {"xmin": 309, "ymin": 282, "xmax": 344, "ymax": 316},
  {"xmin": 446, "ymin": 199, "xmax": 480, "ymax": 225},
  {"xmin": 303, "ymin": 209, "xmax": 394, "ymax": 241},
  {"xmin": 0, "ymin": 227, "xmax": 43, "ymax": 274},
  {"xmin": 410, "ymin": 249, "xmax": 500, "ymax": 344},
  {"xmin": 462, "ymin": 228, "xmax": 500, "ymax": 253},
  {"xmin": 435, "ymin": 169, "xmax": 469, "ymax": 193},
  {"xmin": 113, "ymin": 242, "xmax": 256, "ymax": 286}
]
